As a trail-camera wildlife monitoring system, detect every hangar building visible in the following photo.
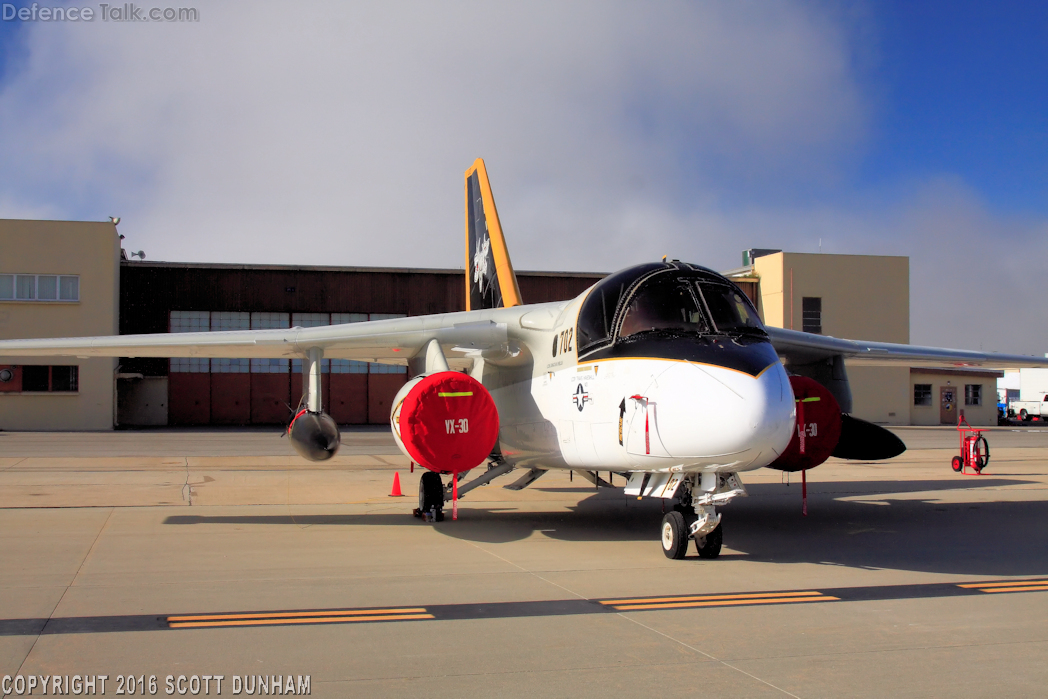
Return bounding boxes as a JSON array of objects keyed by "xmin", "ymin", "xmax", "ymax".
[{"xmin": 0, "ymin": 219, "xmax": 1002, "ymax": 430}]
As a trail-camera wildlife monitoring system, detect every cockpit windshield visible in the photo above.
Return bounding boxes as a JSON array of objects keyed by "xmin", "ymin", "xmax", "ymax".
[
  {"xmin": 619, "ymin": 276, "xmax": 710, "ymax": 339},
  {"xmin": 575, "ymin": 262, "xmax": 767, "ymax": 358},
  {"xmin": 695, "ymin": 282, "xmax": 763, "ymax": 333}
]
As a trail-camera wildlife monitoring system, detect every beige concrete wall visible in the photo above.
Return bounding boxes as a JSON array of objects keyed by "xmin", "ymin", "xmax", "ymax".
[
  {"xmin": 910, "ymin": 372, "xmax": 999, "ymax": 427},
  {"xmin": 0, "ymin": 219, "xmax": 120, "ymax": 430},
  {"xmin": 755, "ymin": 251, "xmax": 911, "ymax": 424}
]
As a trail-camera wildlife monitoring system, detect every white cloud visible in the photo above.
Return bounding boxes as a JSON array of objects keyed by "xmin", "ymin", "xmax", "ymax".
[{"xmin": 0, "ymin": 1, "xmax": 1044, "ymax": 355}]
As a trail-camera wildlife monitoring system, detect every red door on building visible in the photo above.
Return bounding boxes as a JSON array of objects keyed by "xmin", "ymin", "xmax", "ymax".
[
  {"xmin": 330, "ymin": 374, "xmax": 368, "ymax": 424},
  {"xmin": 169, "ymin": 374, "xmax": 211, "ymax": 425},
  {"xmin": 368, "ymin": 374, "xmax": 407, "ymax": 424},
  {"xmin": 251, "ymin": 373, "xmax": 290, "ymax": 424},
  {"xmin": 211, "ymin": 374, "xmax": 251, "ymax": 425}
]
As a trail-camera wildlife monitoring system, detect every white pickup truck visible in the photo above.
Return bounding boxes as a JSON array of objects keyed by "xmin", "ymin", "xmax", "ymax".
[{"xmin": 1010, "ymin": 394, "xmax": 1048, "ymax": 421}]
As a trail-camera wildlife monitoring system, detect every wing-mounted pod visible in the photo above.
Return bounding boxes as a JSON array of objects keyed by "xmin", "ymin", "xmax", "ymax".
[{"xmin": 287, "ymin": 346, "xmax": 340, "ymax": 461}]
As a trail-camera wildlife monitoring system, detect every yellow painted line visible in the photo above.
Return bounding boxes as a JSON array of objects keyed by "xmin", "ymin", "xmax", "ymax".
[
  {"xmin": 958, "ymin": 580, "xmax": 1048, "ymax": 589},
  {"xmin": 611, "ymin": 596, "xmax": 836, "ymax": 611},
  {"xmin": 169, "ymin": 613, "xmax": 434, "ymax": 629},
  {"xmin": 437, "ymin": 392, "xmax": 473, "ymax": 397},
  {"xmin": 601, "ymin": 591, "xmax": 822, "ymax": 606},
  {"xmin": 166, "ymin": 607, "xmax": 427, "ymax": 623},
  {"xmin": 971, "ymin": 586, "xmax": 1048, "ymax": 594}
]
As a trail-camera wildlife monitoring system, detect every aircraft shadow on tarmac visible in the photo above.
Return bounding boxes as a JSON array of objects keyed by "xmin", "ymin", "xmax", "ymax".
[{"xmin": 164, "ymin": 477, "xmax": 1048, "ymax": 578}]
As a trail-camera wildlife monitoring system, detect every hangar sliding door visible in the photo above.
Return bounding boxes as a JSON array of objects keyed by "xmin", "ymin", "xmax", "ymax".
[
  {"xmin": 209, "ymin": 312, "xmax": 251, "ymax": 425},
  {"xmin": 249, "ymin": 313, "xmax": 291, "ymax": 424},
  {"xmin": 168, "ymin": 312, "xmax": 212, "ymax": 425}
]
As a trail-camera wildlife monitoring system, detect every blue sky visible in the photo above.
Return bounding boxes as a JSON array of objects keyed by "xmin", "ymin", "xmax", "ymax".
[
  {"xmin": 0, "ymin": 1, "xmax": 1044, "ymax": 354},
  {"xmin": 857, "ymin": 1, "xmax": 1047, "ymax": 215}
]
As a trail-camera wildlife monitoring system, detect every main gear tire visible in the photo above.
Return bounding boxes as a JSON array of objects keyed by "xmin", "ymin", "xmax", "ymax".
[
  {"xmin": 418, "ymin": 471, "xmax": 444, "ymax": 519},
  {"xmin": 660, "ymin": 511, "xmax": 689, "ymax": 560},
  {"xmin": 695, "ymin": 524, "xmax": 723, "ymax": 559}
]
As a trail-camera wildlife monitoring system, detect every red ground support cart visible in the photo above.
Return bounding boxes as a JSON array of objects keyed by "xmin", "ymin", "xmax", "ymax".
[{"xmin": 952, "ymin": 414, "xmax": 989, "ymax": 475}]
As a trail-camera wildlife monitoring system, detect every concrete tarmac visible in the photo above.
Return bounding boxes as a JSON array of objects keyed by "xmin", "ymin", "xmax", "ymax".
[{"xmin": 2, "ymin": 426, "xmax": 1048, "ymax": 697}]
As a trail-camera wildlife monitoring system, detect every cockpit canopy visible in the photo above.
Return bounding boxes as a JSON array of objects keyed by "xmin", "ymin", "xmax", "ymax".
[{"xmin": 576, "ymin": 262, "xmax": 765, "ymax": 356}]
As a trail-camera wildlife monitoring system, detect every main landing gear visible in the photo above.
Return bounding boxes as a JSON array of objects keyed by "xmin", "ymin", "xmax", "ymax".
[
  {"xmin": 415, "ymin": 471, "xmax": 444, "ymax": 522},
  {"xmin": 658, "ymin": 472, "xmax": 743, "ymax": 560}
]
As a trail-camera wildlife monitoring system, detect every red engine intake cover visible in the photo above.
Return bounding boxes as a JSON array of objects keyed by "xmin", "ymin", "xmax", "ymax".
[
  {"xmin": 767, "ymin": 375, "xmax": 843, "ymax": 472},
  {"xmin": 397, "ymin": 372, "xmax": 499, "ymax": 474}
]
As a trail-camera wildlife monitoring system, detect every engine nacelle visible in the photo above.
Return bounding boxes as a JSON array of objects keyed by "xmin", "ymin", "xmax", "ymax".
[
  {"xmin": 288, "ymin": 410, "xmax": 341, "ymax": 461},
  {"xmin": 390, "ymin": 371, "xmax": 499, "ymax": 474},
  {"xmin": 767, "ymin": 375, "xmax": 842, "ymax": 472}
]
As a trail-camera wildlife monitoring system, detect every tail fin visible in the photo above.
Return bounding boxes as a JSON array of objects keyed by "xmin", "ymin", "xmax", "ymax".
[{"xmin": 465, "ymin": 158, "xmax": 522, "ymax": 311}]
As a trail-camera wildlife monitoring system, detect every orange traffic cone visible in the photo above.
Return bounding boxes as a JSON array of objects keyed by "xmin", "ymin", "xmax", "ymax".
[{"xmin": 389, "ymin": 471, "xmax": 405, "ymax": 497}]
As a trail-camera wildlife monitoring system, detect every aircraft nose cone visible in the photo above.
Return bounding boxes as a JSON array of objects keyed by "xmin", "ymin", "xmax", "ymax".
[{"xmin": 638, "ymin": 361, "xmax": 793, "ymax": 463}]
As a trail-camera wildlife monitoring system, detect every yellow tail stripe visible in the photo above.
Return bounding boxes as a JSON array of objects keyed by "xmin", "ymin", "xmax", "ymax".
[
  {"xmin": 437, "ymin": 392, "xmax": 473, "ymax": 397},
  {"xmin": 167, "ymin": 608, "xmax": 427, "ymax": 623},
  {"xmin": 612, "ymin": 596, "xmax": 836, "ymax": 611},
  {"xmin": 169, "ymin": 613, "xmax": 434, "ymax": 629},
  {"xmin": 601, "ymin": 591, "xmax": 822, "ymax": 606}
]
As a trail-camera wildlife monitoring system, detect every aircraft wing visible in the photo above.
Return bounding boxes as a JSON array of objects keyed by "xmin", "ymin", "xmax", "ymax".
[
  {"xmin": 0, "ymin": 312, "xmax": 519, "ymax": 365},
  {"xmin": 767, "ymin": 326, "xmax": 1048, "ymax": 369}
]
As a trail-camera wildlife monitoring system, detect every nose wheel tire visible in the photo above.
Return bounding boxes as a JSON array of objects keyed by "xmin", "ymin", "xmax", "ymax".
[
  {"xmin": 695, "ymin": 523, "xmax": 723, "ymax": 559},
  {"xmin": 417, "ymin": 471, "xmax": 445, "ymax": 521},
  {"xmin": 661, "ymin": 511, "xmax": 689, "ymax": 560}
]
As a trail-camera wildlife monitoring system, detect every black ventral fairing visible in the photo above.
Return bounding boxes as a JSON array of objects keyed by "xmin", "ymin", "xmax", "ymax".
[{"xmin": 576, "ymin": 262, "xmax": 778, "ymax": 377}]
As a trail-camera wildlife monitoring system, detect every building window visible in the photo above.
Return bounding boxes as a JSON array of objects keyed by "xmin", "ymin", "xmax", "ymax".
[
  {"xmin": 170, "ymin": 310, "xmax": 210, "ymax": 333},
  {"xmin": 330, "ymin": 359, "xmax": 369, "ymax": 374},
  {"xmin": 802, "ymin": 297, "xmax": 822, "ymax": 334},
  {"xmin": 0, "ymin": 365, "xmax": 78, "ymax": 392},
  {"xmin": 965, "ymin": 384, "xmax": 982, "ymax": 406},
  {"xmin": 170, "ymin": 358, "xmax": 210, "ymax": 373},
  {"xmin": 914, "ymin": 384, "xmax": 932, "ymax": 406},
  {"xmin": 292, "ymin": 312, "xmax": 330, "ymax": 328},
  {"xmin": 0, "ymin": 274, "xmax": 79, "ymax": 302},
  {"xmin": 331, "ymin": 313, "xmax": 369, "ymax": 324},
  {"xmin": 370, "ymin": 362, "xmax": 407, "ymax": 374}
]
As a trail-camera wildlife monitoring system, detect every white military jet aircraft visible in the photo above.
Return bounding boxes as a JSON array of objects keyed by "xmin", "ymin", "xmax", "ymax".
[{"xmin": 3, "ymin": 158, "xmax": 1047, "ymax": 559}]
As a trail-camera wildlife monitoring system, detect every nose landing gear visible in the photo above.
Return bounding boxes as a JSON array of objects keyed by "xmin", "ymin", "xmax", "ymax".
[{"xmin": 658, "ymin": 472, "xmax": 741, "ymax": 560}]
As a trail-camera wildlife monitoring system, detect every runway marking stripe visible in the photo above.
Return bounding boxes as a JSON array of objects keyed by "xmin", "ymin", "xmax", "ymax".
[
  {"xmin": 958, "ymin": 580, "xmax": 1048, "ymax": 590},
  {"xmin": 168, "ymin": 614, "xmax": 434, "ymax": 629},
  {"xmin": 166, "ymin": 608, "xmax": 428, "ymax": 623},
  {"xmin": 964, "ymin": 586, "xmax": 1048, "ymax": 594},
  {"xmin": 601, "ymin": 591, "xmax": 824, "ymax": 605},
  {"xmin": 610, "ymin": 596, "xmax": 837, "ymax": 611}
]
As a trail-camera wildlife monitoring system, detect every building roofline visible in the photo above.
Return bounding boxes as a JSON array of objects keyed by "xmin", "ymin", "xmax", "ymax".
[
  {"xmin": 910, "ymin": 367, "xmax": 1004, "ymax": 378},
  {"xmin": 120, "ymin": 260, "xmax": 607, "ymax": 279}
]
